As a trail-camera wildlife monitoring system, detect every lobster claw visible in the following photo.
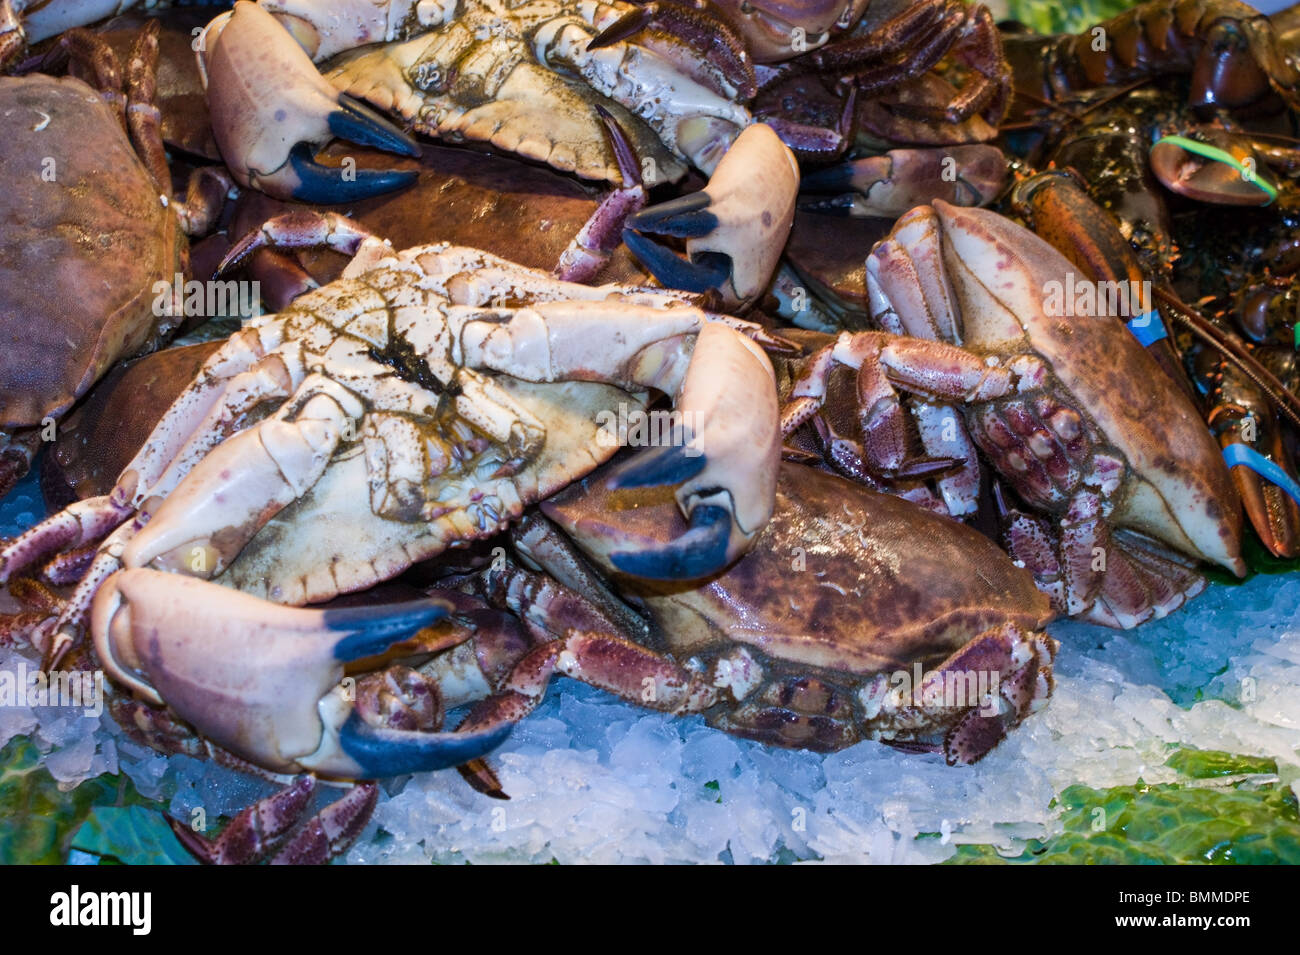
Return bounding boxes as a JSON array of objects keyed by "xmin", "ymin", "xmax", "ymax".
[
  {"xmin": 91, "ymin": 570, "xmax": 513, "ymax": 779},
  {"xmin": 200, "ymin": 1, "xmax": 419, "ymax": 202},
  {"xmin": 623, "ymin": 122, "xmax": 798, "ymax": 308},
  {"xmin": 1150, "ymin": 131, "xmax": 1276, "ymax": 206}
]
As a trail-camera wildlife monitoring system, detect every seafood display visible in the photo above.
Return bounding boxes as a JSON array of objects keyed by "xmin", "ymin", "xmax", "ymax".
[{"xmin": 0, "ymin": 0, "xmax": 1296, "ymax": 866}]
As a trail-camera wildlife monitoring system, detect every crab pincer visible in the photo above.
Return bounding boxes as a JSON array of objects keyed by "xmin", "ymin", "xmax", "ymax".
[
  {"xmin": 597, "ymin": 320, "xmax": 782, "ymax": 580},
  {"xmin": 91, "ymin": 570, "xmax": 513, "ymax": 778},
  {"xmin": 800, "ymin": 144, "xmax": 1008, "ymax": 218},
  {"xmin": 623, "ymin": 122, "xmax": 799, "ymax": 308},
  {"xmin": 586, "ymin": 0, "xmax": 758, "ymax": 100},
  {"xmin": 199, "ymin": 1, "xmax": 419, "ymax": 202}
]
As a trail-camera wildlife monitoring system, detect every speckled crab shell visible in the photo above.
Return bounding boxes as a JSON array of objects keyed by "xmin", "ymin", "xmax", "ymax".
[{"xmin": 544, "ymin": 461, "xmax": 1053, "ymax": 673}]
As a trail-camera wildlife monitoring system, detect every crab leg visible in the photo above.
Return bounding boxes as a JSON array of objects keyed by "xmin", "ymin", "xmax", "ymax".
[
  {"xmin": 116, "ymin": 323, "xmax": 291, "ymax": 507},
  {"xmin": 122, "ymin": 375, "xmax": 363, "ymax": 576},
  {"xmin": 0, "ymin": 495, "xmax": 130, "ymax": 584},
  {"xmin": 459, "ymin": 631, "xmax": 720, "ymax": 735},
  {"xmin": 911, "ymin": 400, "xmax": 981, "ymax": 516},
  {"xmin": 554, "ymin": 107, "xmax": 647, "ymax": 284},
  {"xmin": 0, "ymin": 321, "xmax": 296, "ymax": 594},
  {"xmin": 782, "ymin": 330, "xmax": 1020, "ymax": 484},
  {"xmin": 458, "ymin": 563, "xmax": 735, "ymax": 736},
  {"xmin": 143, "ymin": 350, "xmax": 305, "ymax": 508},
  {"xmin": 172, "ymin": 776, "xmax": 381, "ymax": 866},
  {"xmin": 91, "ymin": 569, "xmax": 513, "ymax": 779}
]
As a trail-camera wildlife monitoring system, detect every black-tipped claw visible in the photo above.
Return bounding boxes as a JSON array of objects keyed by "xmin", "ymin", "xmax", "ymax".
[
  {"xmin": 627, "ymin": 192, "xmax": 718, "ymax": 238},
  {"xmin": 623, "ymin": 229, "xmax": 731, "ymax": 294},
  {"xmin": 337, "ymin": 713, "xmax": 514, "ymax": 778},
  {"xmin": 323, "ymin": 598, "xmax": 453, "ymax": 662},
  {"xmin": 800, "ymin": 163, "xmax": 858, "ymax": 194},
  {"xmin": 609, "ymin": 504, "xmax": 732, "ymax": 580},
  {"xmin": 605, "ymin": 440, "xmax": 707, "ymax": 490},
  {"xmin": 287, "ymin": 142, "xmax": 419, "ymax": 203},
  {"xmin": 329, "ymin": 93, "xmax": 420, "ymax": 157},
  {"xmin": 587, "ymin": 6, "xmax": 653, "ymax": 50}
]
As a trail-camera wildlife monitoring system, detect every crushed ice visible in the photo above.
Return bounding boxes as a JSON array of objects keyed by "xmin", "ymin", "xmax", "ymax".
[{"xmin": 2, "ymin": 461, "xmax": 1298, "ymax": 862}]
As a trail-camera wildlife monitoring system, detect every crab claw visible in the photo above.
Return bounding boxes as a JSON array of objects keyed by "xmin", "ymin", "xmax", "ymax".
[
  {"xmin": 624, "ymin": 122, "xmax": 798, "ymax": 307},
  {"xmin": 91, "ymin": 570, "xmax": 512, "ymax": 779},
  {"xmin": 800, "ymin": 145, "xmax": 1007, "ymax": 218},
  {"xmin": 1150, "ymin": 131, "xmax": 1276, "ymax": 206},
  {"xmin": 201, "ymin": 1, "xmax": 419, "ymax": 202},
  {"xmin": 601, "ymin": 321, "xmax": 780, "ymax": 579},
  {"xmin": 586, "ymin": 0, "xmax": 758, "ymax": 100}
]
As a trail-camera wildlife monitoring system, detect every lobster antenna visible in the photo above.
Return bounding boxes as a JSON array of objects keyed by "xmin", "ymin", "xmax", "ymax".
[{"xmin": 1153, "ymin": 288, "xmax": 1300, "ymax": 430}]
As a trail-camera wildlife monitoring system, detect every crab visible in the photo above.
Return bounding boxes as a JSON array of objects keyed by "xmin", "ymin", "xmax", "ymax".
[
  {"xmin": 194, "ymin": 0, "xmax": 1026, "ymax": 308},
  {"xmin": 440, "ymin": 458, "xmax": 1058, "ymax": 766},
  {"xmin": 203, "ymin": 0, "xmax": 751, "ymax": 187},
  {"xmin": 4, "ymin": 342, "xmax": 661, "ymax": 863},
  {"xmin": 64, "ymin": 456, "xmax": 1054, "ymax": 863},
  {"xmin": 192, "ymin": 1, "xmax": 795, "ymax": 308},
  {"xmin": 0, "ymin": 235, "xmax": 783, "ymax": 779},
  {"xmin": 0, "ymin": 21, "xmax": 229, "ymax": 499},
  {"xmin": 781, "ymin": 201, "xmax": 1246, "ymax": 628}
]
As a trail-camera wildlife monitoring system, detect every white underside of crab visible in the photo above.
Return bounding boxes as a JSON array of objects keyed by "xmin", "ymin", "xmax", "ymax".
[{"xmin": 311, "ymin": 0, "xmax": 752, "ymax": 181}]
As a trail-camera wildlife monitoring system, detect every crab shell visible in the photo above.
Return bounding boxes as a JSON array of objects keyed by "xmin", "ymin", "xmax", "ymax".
[
  {"xmin": 542, "ymin": 461, "xmax": 1055, "ymax": 756},
  {"xmin": 0, "ymin": 74, "xmax": 182, "ymax": 430},
  {"xmin": 871, "ymin": 202, "xmax": 1244, "ymax": 575},
  {"xmin": 222, "ymin": 378, "xmax": 648, "ymax": 605},
  {"xmin": 45, "ymin": 339, "xmax": 650, "ymax": 607}
]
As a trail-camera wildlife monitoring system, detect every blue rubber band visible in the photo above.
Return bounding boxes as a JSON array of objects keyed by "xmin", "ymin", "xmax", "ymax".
[
  {"xmin": 1126, "ymin": 310, "xmax": 1168, "ymax": 346},
  {"xmin": 1223, "ymin": 442, "xmax": 1300, "ymax": 506}
]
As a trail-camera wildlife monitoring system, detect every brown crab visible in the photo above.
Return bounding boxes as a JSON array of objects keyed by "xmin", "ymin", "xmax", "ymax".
[
  {"xmin": 0, "ymin": 22, "xmax": 228, "ymax": 498},
  {"xmin": 449, "ymin": 459, "xmax": 1058, "ymax": 765},
  {"xmin": 782, "ymin": 201, "xmax": 1245, "ymax": 628}
]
